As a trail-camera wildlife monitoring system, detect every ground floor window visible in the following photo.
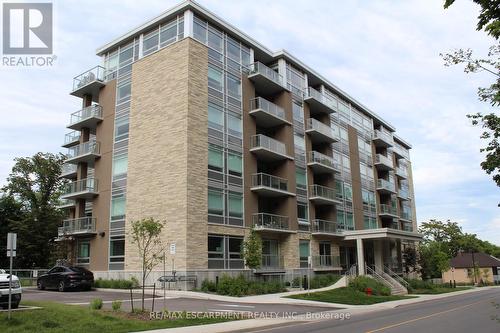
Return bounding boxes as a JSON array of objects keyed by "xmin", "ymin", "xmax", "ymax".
[
  {"xmin": 299, "ymin": 240, "xmax": 310, "ymax": 268},
  {"xmin": 109, "ymin": 236, "xmax": 125, "ymax": 270},
  {"xmin": 208, "ymin": 235, "xmax": 244, "ymax": 269},
  {"xmin": 76, "ymin": 240, "xmax": 90, "ymax": 265}
]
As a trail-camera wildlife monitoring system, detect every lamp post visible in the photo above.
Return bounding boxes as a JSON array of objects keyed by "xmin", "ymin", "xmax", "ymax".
[{"xmin": 471, "ymin": 251, "xmax": 477, "ymax": 284}]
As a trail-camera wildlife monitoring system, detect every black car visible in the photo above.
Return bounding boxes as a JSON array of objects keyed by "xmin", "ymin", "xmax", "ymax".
[{"xmin": 37, "ymin": 266, "xmax": 94, "ymax": 292}]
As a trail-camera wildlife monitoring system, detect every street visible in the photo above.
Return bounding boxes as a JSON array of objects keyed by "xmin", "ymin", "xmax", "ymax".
[{"xmin": 237, "ymin": 288, "xmax": 500, "ymax": 333}]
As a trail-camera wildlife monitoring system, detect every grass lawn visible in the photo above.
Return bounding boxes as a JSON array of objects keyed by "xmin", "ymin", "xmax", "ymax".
[
  {"xmin": 287, "ymin": 287, "xmax": 417, "ymax": 305},
  {"xmin": 411, "ymin": 287, "xmax": 473, "ymax": 295},
  {"xmin": 0, "ymin": 301, "xmax": 235, "ymax": 333}
]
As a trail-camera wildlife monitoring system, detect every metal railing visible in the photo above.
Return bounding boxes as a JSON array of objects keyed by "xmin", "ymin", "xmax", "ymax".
[
  {"xmin": 72, "ymin": 66, "xmax": 105, "ymax": 91},
  {"xmin": 67, "ymin": 141, "xmax": 100, "ymax": 159},
  {"xmin": 248, "ymin": 62, "xmax": 284, "ymax": 87},
  {"xmin": 308, "ymin": 151, "xmax": 341, "ymax": 172},
  {"xmin": 306, "ymin": 118, "xmax": 340, "ymax": 140},
  {"xmin": 383, "ymin": 265, "xmax": 409, "ymax": 288},
  {"xmin": 373, "ymin": 129, "xmax": 393, "ymax": 144},
  {"xmin": 305, "ymin": 87, "xmax": 337, "ymax": 111},
  {"xmin": 345, "ymin": 264, "xmax": 358, "ymax": 284},
  {"xmin": 69, "ymin": 104, "xmax": 103, "ymax": 127},
  {"xmin": 400, "ymin": 211, "xmax": 412, "ymax": 221},
  {"xmin": 250, "ymin": 97, "xmax": 286, "ymax": 120},
  {"xmin": 61, "ymin": 163, "xmax": 77, "ymax": 176},
  {"xmin": 253, "ymin": 213, "xmax": 289, "ymax": 230},
  {"xmin": 58, "ymin": 217, "xmax": 96, "ymax": 236},
  {"xmin": 311, "ymin": 219, "xmax": 342, "ymax": 234},
  {"xmin": 398, "ymin": 187, "xmax": 410, "ymax": 199},
  {"xmin": 62, "ymin": 178, "xmax": 98, "ymax": 195},
  {"xmin": 251, "ymin": 173, "xmax": 288, "ymax": 192},
  {"xmin": 375, "ymin": 154, "xmax": 393, "ymax": 168},
  {"xmin": 379, "ymin": 204, "xmax": 397, "ymax": 215},
  {"xmin": 312, "ymin": 255, "xmax": 341, "ymax": 268},
  {"xmin": 377, "ymin": 178, "xmax": 395, "ymax": 192},
  {"xmin": 64, "ymin": 131, "xmax": 81, "ymax": 146},
  {"xmin": 365, "ymin": 264, "xmax": 396, "ymax": 291},
  {"xmin": 57, "ymin": 199, "xmax": 75, "ymax": 207},
  {"xmin": 310, "ymin": 184, "xmax": 337, "ymax": 201},
  {"xmin": 251, "ymin": 134, "xmax": 287, "ymax": 156},
  {"xmin": 260, "ymin": 255, "xmax": 284, "ymax": 269},
  {"xmin": 395, "ymin": 166, "xmax": 408, "ymax": 177}
]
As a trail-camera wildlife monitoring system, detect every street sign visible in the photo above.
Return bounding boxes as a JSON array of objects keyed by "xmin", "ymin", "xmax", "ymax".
[
  {"xmin": 6, "ymin": 233, "xmax": 16, "ymax": 257},
  {"xmin": 169, "ymin": 243, "xmax": 176, "ymax": 255}
]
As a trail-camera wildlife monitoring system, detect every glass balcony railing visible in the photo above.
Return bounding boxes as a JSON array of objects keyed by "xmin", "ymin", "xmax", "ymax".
[
  {"xmin": 373, "ymin": 130, "xmax": 394, "ymax": 146},
  {"xmin": 62, "ymin": 178, "xmax": 98, "ymax": 197},
  {"xmin": 60, "ymin": 163, "xmax": 77, "ymax": 177},
  {"xmin": 375, "ymin": 154, "xmax": 394, "ymax": 169},
  {"xmin": 63, "ymin": 131, "xmax": 81, "ymax": 147},
  {"xmin": 309, "ymin": 184, "xmax": 339, "ymax": 202},
  {"xmin": 308, "ymin": 151, "xmax": 341, "ymax": 173},
  {"xmin": 253, "ymin": 213, "xmax": 289, "ymax": 231},
  {"xmin": 56, "ymin": 199, "xmax": 75, "ymax": 209},
  {"xmin": 398, "ymin": 187, "xmax": 410, "ymax": 199},
  {"xmin": 312, "ymin": 255, "xmax": 341, "ymax": 268},
  {"xmin": 304, "ymin": 87, "xmax": 337, "ymax": 113},
  {"xmin": 250, "ymin": 97, "xmax": 286, "ymax": 122},
  {"xmin": 68, "ymin": 105, "xmax": 103, "ymax": 128},
  {"xmin": 66, "ymin": 141, "xmax": 100, "ymax": 161},
  {"xmin": 306, "ymin": 118, "xmax": 340, "ymax": 142},
  {"xmin": 379, "ymin": 204, "xmax": 398, "ymax": 216},
  {"xmin": 395, "ymin": 166, "xmax": 408, "ymax": 178},
  {"xmin": 250, "ymin": 134, "xmax": 287, "ymax": 156},
  {"xmin": 252, "ymin": 173, "xmax": 289, "ymax": 192},
  {"xmin": 311, "ymin": 219, "xmax": 342, "ymax": 234},
  {"xmin": 400, "ymin": 211, "xmax": 412, "ymax": 221},
  {"xmin": 58, "ymin": 217, "xmax": 96, "ymax": 236},
  {"xmin": 72, "ymin": 66, "xmax": 105, "ymax": 92},
  {"xmin": 248, "ymin": 62, "xmax": 284, "ymax": 87},
  {"xmin": 260, "ymin": 255, "xmax": 284, "ymax": 270},
  {"xmin": 377, "ymin": 179, "xmax": 396, "ymax": 192}
]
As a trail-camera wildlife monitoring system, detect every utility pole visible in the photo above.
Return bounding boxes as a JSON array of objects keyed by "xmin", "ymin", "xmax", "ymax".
[{"xmin": 7, "ymin": 233, "xmax": 17, "ymax": 320}]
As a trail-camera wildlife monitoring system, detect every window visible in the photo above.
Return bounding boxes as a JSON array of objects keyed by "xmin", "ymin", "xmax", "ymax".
[
  {"xmin": 193, "ymin": 17, "xmax": 207, "ymax": 43},
  {"xmin": 160, "ymin": 19, "xmax": 177, "ymax": 47},
  {"xmin": 345, "ymin": 212, "xmax": 354, "ymax": 230},
  {"xmin": 112, "ymin": 155, "xmax": 128, "ymax": 178},
  {"xmin": 106, "ymin": 52, "xmax": 118, "ymax": 74},
  {"xmin": 364, "ymin": 216, "xmax": 377, "ymax": 229},
  {"xmin": 228, "ymin": 237, "xmax": 243, "ymax": 268},
  {"xmin": 296, "ymin": 168, "xmax": 307, "ymax": 189},
  {"xmin": 208, "ymin": 27, "xmax": 223, "ymax": 52},
  {"xmin": 114, "ymin": 116, "xmax": 129, "ymax": 141},
  {"xmin": 143, "ymin": 29, "xmax": 159, "ymax": 56},
  {"xmin": 227, "ymin": 113, "xmax": 242, "ymax": 137},
  {"xmin": 111, "ymin": 195, "xmax": 126, "ymax": 220},
  {"xmin": 117, "ymin": 82, "xmax": 131, "ymax": 101},
  {"xmin": 228, "ymin": 192, "xmax": 243, "ymax": 218},
  {"xmin": 77, "ymin": 241, "xmax": 90, "ymax": 264},
  {"xmin": 294, "ymin": 133, "xmax": 305, "ymax": 150},
  {"xmin": 208, "ymin": 65, "xmax": 223, "ymax": 91},
  {"xmin": 208, "ymin": 103, "xmax": 223, "ymax": 130},
  {"xmin": 208, "ymin": 235, "xmax": 243, "ymax": 269},
  {"xmin": 109, "ymin": 236, "xmax": 125, "ymax": 262},
  {"xmin": 299, "ymin": 240, "xmax": 310, "ymax": 268},
  {"xmin": 344, "ymin": 183, "xmax": 353, "ymax": 201},
  {"xmin": 342, "ymin": 155, "xmax": 351, "ymax": 170},
  {"xmin": 340, "ymin": 128, "xmax": 348, "ymax": 141},
  {"xmin": 292, "ymin": 101, "xmax": 304, "ymax": 123},
  {"xmin": 208, "ymin": 235, "xmax": 224, "ymax": 269},
  {"xmin": 227, "ymin": 38, "xmax": 240, "ymax": 63},
  {"xmin": 227, "ymin": 74, "xmax": 241, "ymax": 99},
  {"xmin": 227, "ymin": 151, "xmax": 242, "ymax": 176},
  {"xmin": 208, "ymin": 189, "xmax": 224, "ymax": 215},
  {"xmin": 335, "ymin": 180, "xmax": 344, "ymax": 200},
  {"xmin": 119, "ymin": 47, "xmax": 133, "ymax": 66},
  {"xmin": 297, "ymin": 203, "xmax": 308, "ymax": 222},
  {"xmin": 208, "ymin": 145, "xmax": 223, "ymax": 172}
]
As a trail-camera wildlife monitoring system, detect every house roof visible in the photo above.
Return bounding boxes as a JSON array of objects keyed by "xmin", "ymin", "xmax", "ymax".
[{"xmin": 450, "ymin": 252, "xmax": 500, "ymax": 268}]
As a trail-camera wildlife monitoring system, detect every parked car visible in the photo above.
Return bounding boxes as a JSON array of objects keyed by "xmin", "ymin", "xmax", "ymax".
[
  {"xmin": 37, "ymin": 266, "xmax": 94, "ymax": 292},
  {"xmin": 0, "ymin": 269, "xmax": 22, "ymax": 309}
]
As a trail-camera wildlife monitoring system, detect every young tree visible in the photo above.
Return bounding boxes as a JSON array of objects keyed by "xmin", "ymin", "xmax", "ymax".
[
  {"xmin": 403, "ymin": 246, "xmax": 418, "ymax": 275},
  {"xmin": 242, "ymin": 227, "xmax": 262, "ymax": 270},
  {"xmin": 128, "ymin": 218, "xmax": 165, "ymax": 311}
]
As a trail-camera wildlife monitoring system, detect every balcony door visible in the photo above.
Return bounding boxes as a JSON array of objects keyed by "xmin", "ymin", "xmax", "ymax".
[
  {"xmin": 319, "ymin": 242, "xmax": 331, "ymax": 266},
  {"xmin": 262, "ymin": 239, "xmax": 279, "ymax": 268}
]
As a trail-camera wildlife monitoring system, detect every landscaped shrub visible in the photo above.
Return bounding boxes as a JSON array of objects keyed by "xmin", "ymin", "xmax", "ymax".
[
  {"xmin": 93, "ymin": 278, "xmax": 139, "ymax": 289},
  {"xmin": 90, "ymin": 298, "xmax": 103, "ymax": 310},
  {"xmin": 201, "ymin": 274, "xmax": 286, "ymax": 296},
  {"xmin": 310, "ymin": 274, "xmax": 341, "ymax": 289},
  {"xmin": 200, "ymin": 279, "xmax": 217, "ymax": 292},
  {"xmin": 349, "ymin": 276, "xmax": 391, "ymax": 296},
  {"xmin": 111, "ymin": 300, "xmax": 122, "ymax": 311},
  {"xmin": 405, "ymin": 278, "xmax": 436, "ymax": 291}
]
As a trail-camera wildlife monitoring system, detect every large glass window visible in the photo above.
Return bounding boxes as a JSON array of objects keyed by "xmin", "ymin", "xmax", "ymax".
[
  {"xmin": 294, "ymin": 133, "xmax": 305, "ymax": 150},
  {"xmin": 143, "ymin": 29, "xmax": 159, "ymax": 56},
  {"xmin": 208, "ymin": 27, "xmax": 223, "ymax": 52},
  {"xmin": 297, "ymin": 203, "xmax": 308, "ymax": 222},
  {"xmin": 299, "ymin": 240, "xmax": 310, "ymax": 268},
  {"xmin": 193, "ymin": 17, "xmax": 207, "ymax": 43},
  {"xmin": 114, "ymin": 116, "xmax": 129, "ymax": 141},
  {"xmin": 208, "ymin": 235, "xmax": 243, "ymax": 269},
  {"xmin": 345, "ymin": 212, "xmax": 354, "ymax": 230},
  {"xmin": 117, "ymin": 82, "xmax": 131, "ymax": 101},
  {"xmin": 112, "ymin": 155, "xmax": 128, "ymax": 178},
  {"xmin": 208, "ymin": 103, "xmax": 223, "ymax": 130},
  {"xmin": 208, "ymin": 188, "xmax": 224, "ymax": 215},
  {"xmin": 160, "ymin": 19, "xmax": 178, "ymax": 47},
  {"xmin": 344, "ymin": 183, "xmax": 353, "ymax": 202},
  {"xmin": 296, "ymin": 168, "xmax": 307, "ymax": 189},
  {"xmin": 227, "ymin": 151, "xmax": 242, "ymax": 176},
  {"xmin": 208, "ymin": 145, "xmax": 223, "ymax": 172},
  {"xmin": 292, "ymin": 101, "xmax": 304, "ymax": 123},
  {"xmin": 109, "ymin": 236, "xmax": 125, "ymax": 262},
  {"xmin": 111, "ymin": 195, "xmax": 126, "ymax": 220},
  {"xmin": 227, "ymin": 38, "xmax": 240, "ymax": 63},
  {"xmin": 208, "ymin": 66, "xmax": 223, "ymax": 91},
  {"xmin": 227, "ymin": 113, "xmax": 242, "ymax": 137},
  {"xmin": 77, "ymin": 241, "xmax": 90, "ymax": 264},
  {"xmin": 227, "ymin": 74, "xmax": 241, "ymax": 99},
  {"xmin": 208, "ymin": 235, "xmax": 224, "ymax": 269},
  {"xmin": 228, "ymin": 192, "xmax": 243, "ymax": 218}
]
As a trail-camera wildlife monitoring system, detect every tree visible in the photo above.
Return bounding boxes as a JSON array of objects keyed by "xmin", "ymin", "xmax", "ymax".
[
  {"xmin": 0, "ymin": 195, "xmax": 24, "ymax": 268},
  {"xmin": 419, "ymin": 242, "xmax": 450, "ymax": 279},
  {"xmin": 442, "ymin": 1, "xmax": 500, "ymax": 190},
  {"xmin": 128, "ymin": 218, "xmax": 165, "ymax": 311},
  {"xmin": 242, "ymin": 227, "xmax": 262, "ymax": 270},
  {"xmin": 1, "ymin": 152, "xmax": 65, "ymax": 268},
  {"xmin": 402, "ymin": 246, "xmax": 418, "ymax": 275}
]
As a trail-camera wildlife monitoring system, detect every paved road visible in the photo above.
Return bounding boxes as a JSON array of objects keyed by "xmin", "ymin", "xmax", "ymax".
[
  {"xmin": 238, "ymin": 288, "xmax": 500, "ymax": 333},
  {"xmin": 22, "ymin": 288, "xmax": 336, "ymax": 315}
]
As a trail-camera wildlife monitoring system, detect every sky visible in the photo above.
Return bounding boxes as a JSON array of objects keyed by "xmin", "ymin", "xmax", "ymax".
[{"xmin": 0, "ymin": 0, "xmax": 498, "ymax": 243}]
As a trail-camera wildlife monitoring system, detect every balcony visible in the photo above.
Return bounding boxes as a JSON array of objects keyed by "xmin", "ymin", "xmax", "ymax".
[
  {"xmin": 400, "ymin": 211, "xmax": 412, "ymax": 222},
  {"xmin": 311, "ymin": 219, "xmax": 343, "ymax": 236},
  {"xmin": 376, "ymin": 178, "xmax": 396, "ymax": 194},
  {"xmin": 60, "ymin": 178, "xmax": 98, "ymax": 200},
  {"xmin": 395, "ymin": 166, "xmax": 408, "ymax": 179},
  {"xmin": 253, "ymin": 213, "xmax": 294, "ymax": 233},
  {"xmin": 62, "ymin": 131, "xmax": 81, "ymax": 148},
  {"xmin": 308, "ymin": 151, "xmax": 341, "ymax": 174},
  {"xmin": 67, "ymin": 105, "xmax": 103, "ymax": 131},
  {"xmin": 398, "ymin": 187, "xmax": 410, "ymax": 200},
  {"xmin": 70, "ymin": 66, "xmax": 106, "ymax": 101},
  {"xmin": 58, "ymin": 217, "xmax": 97, "ymax": 237},
  {"xmin": 247, "ymin": 62, "xmax": 286, "ymax": 95},
  {"xmin": 56, "ymin": 199, "xmax": 75, "ymax": 210},
  {"xmin": 374, "ymin": 153, "xmax": 394, "ymax": 171},
  {"xmin": 251, "ymin": 173, "xmax": 294, "ymax": 197},
  {"xmin": 372, "ymin": 130, "xmax": 394, "ymax": 147},
  {"xmin": 258, "ymin": 255, "xmax": 285, "ymax": 272},
  {"xmin": 379, "ymin": 204, "xmax": 398, "ymax": 218},
  {"xmin": 306, "ymin": 118, "xmax": 340, "ymax": 144},
  {"xmin": 249, "ymin": 97, "xmax": 290, "ymax": 127},
  {"xmin": 309, "ymin": 184, "xmax": 342, "ymax": 205},
  {"xmin": 250, "ymin": 134, "xmax": 291, "ymax": 161},
  {"xmin": 312, "ymin": 255, "xmax": 342, "ymax": 271},
  {"xmin": 65, "ymin": 141, "xmax": 101, "ymax": 166},
  {"xmin": 60, "ymin": 163, "xmax": 77, "ymax": 180},
  {"xmin": 304, "ymin": 87, "xmax": 337, "ymax": 115}
]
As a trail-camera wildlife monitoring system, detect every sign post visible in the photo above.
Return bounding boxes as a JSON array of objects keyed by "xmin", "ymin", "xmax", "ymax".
[{"xmin": 7, "ymin": 233, "xmax": 17, "ymax": 320}]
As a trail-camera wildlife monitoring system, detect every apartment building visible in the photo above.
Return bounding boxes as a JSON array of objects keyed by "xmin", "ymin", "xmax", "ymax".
[{"xmin": 57, "ymin": 0, "xmax": 421, "ymax": 282}]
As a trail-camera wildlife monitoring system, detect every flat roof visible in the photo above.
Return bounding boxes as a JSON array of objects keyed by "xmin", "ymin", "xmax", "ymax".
[{"xmin": 96, "ymin": 0, "xmax": 408, "ymax": 139}]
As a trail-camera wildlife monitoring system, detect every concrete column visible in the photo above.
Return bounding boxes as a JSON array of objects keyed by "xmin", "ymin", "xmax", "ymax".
[
  {"xmin": 374, "ymin": 240, "xmax": 383, "ymax": 269},
  {"xmin": 183, "ymin": 10, "xmax": 194, "ymax": 38},
  {"xmin": 356, "ymin": 238, "xmax": 365, "ymax": 275}
]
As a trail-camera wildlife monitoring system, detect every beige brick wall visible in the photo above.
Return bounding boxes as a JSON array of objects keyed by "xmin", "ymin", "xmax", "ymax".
[{"xmin": 125, "ymin": 38, "xmax": 208, "ymax": 272}]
